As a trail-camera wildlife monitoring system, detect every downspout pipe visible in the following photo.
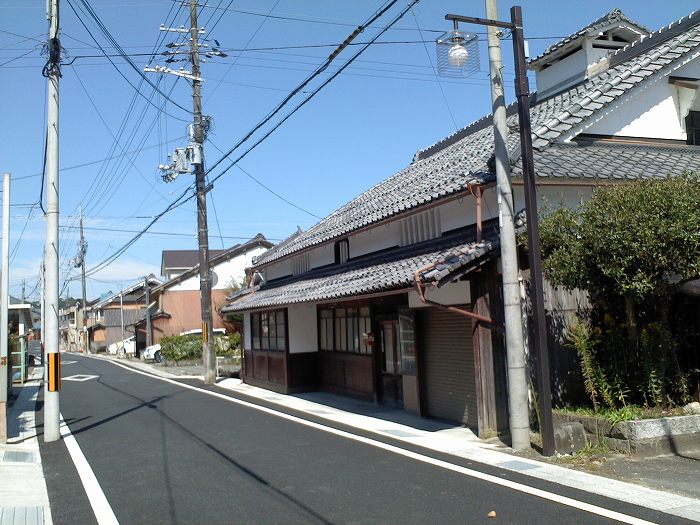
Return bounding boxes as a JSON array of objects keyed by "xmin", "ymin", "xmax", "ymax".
[{"xmin": 413, "ymin": 265, "xmax": 497, "ymax": 326}]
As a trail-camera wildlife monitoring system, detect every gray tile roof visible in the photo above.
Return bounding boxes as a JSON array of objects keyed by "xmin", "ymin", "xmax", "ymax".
[
  {"xmin": 518, "ymin": 141, "xmax": 700, "ymax": 180},
  {"xmin": 528, "ymin": 9, "xmax": 649, "ymax": 68},
  {"xmin": 250, "ymin": 10, "xmax": 700, "ymax": 270},
  {"xmin": 222, "ymin": 224, "xmax": 499, "ymax": 313}
]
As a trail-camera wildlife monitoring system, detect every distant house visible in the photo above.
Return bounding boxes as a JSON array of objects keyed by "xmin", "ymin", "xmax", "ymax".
[
  {"xmin": 222, "ymin": 9, "xmax": 700, "ymax": 438},
  {"xmin": 135, "ymin": 234, "xmax": 273, "ymax": 347},
  {"xmin": 161, "ymin": 249, "xmax": 227, "ymax": 281},
  {"xmin": 86, "ymin": 277, "xmax": 162, "ymax": 353}
]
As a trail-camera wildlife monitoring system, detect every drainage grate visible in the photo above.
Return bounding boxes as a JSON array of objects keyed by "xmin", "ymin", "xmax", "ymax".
[
  {"xmin": 3, "ymin": 451, "xmax": 35, "ymax": 463},
  {"xmin": 379, "ymin": 429, "xmax": 423, "ymax": 438},
  {"xmin": 0, "ymin": 506, "xmax": 44, "ymax": 525},
  {"xmin": 496, "ymin": 460, "xmax": 540, "ymax": 472}
]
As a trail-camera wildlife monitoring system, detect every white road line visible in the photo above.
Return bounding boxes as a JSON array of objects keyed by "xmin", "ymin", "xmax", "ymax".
[
  {"xmin": 59, "ymin": 414, "xmax": 119, "ymax": 525},
  {"xmin": 87, "ymin": 356, "xmax": 662, "ymax": 525}
]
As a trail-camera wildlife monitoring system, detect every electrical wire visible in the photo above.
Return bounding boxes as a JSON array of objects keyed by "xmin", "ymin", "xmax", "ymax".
[
  {"xmin": 207, "ymin": 139, "xmax": 321, "ymax": 220},
  {"xmin": 207, "ymin": 0, "xmax": 424, "ymax": 185},
  {"xmin": 64, "ymin": 0, "xmax": 191, "ymax": 121}
]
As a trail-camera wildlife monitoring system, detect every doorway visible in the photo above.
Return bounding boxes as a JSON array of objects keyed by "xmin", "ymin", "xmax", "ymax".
[{"xmin": 378, "ymin": 320, "xmax": 402, "ymax": 406}]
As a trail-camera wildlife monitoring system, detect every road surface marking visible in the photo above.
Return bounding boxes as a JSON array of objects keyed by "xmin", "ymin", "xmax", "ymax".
[
  {"xmin": 96, "ymin": 357, "xmax": 660, "ymax": 525},
  {"xmin": 59, "ymin": 414, "xmax": 119, "ymax": 525},
  {"xmin": 63, "ymin": 374, "xmax": 99, "ymax": 382}
]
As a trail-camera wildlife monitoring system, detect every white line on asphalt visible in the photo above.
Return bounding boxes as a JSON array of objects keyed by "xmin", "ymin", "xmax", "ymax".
[
  {"xmin": 59, "ymin": 414, "xmax": 119, "ymax": 525},
  {"xmin": 92, "ymin": 356, "xmax": 658, "ymax": 525}
]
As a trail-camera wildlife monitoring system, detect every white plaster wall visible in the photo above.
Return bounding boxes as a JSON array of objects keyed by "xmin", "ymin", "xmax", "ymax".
[
  {"xmin": 535, "ymin": 48, "xmax": 588, "ymax": 97},
  {"xmin": 265, "ymin": 258, "xmax": 293, "ymax": 281},
  {"xmin": 350, "ymin": 221, "xmax": 400, "ymax": 258},
  {"xmin": 170, "ymin": 249, "xmax": 267, "ymax": 291},
  {"xmin": 584, "ymin": 57, "xmax": 700, "ymax": 141},
  {"xmin": 408, "ymin": 281, "xmax": 471, "ymax": 308},
  {"xmin": 513, "ymin": 185, "xmax": 592, "ymax": 213},
  {"xmin": 243, "ymin": 312, "xmax": 251, "ymax": 349},
  {"xmin": 287, "ymin": 303, "xmax": 318, "ymax": 354},
  {"xmin": 439, "ymin": 193, "xmax": 498, "ymax": 234},
  {"xmin": 309, "ymin": 243, "xmax": 335, "ymax": 269}
]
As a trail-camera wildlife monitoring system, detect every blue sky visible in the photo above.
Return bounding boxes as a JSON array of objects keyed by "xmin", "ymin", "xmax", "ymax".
[{"xmin": 1, "ymin": 0, "xmax": 697, "ymax": 302}]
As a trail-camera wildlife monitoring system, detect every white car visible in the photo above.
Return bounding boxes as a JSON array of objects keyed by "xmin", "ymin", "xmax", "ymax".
[
  {"xmin": 108, "ymin": 336, "xmax": 136, "ymax": 356},
  {"xmin": 142, "ymin": 343, "xmax": 162, "ymax": 363}
]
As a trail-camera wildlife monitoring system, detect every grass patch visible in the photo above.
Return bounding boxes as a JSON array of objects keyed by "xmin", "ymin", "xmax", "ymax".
[{"xmin": 556, "ymin": 405, "xmax": 684, "ymax": 424}]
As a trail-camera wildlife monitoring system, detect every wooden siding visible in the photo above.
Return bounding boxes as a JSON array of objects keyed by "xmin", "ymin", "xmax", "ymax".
[{"xmin": 318, "ymin": 352, "xmax": 374, "ymax": 400}]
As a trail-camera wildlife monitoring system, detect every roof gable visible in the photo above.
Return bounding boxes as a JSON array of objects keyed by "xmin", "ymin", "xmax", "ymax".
[{"xmin": 528, "ymin": 9, "xmax": 649, "ymax": 70}]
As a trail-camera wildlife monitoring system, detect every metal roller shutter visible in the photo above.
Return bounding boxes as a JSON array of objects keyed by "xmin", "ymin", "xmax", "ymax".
[{"xmin": 419, "ymin": 308, "xmax": 477, "ymax": 427}]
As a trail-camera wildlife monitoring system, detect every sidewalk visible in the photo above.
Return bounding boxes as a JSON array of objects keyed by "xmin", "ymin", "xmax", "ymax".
[
  {"xmin": 0, "ymin": 367, "xmax": 52, "ymax": 525},
  {"xmin": 101, "ymin": 354, "xmax": 700, "ymax": 522}
]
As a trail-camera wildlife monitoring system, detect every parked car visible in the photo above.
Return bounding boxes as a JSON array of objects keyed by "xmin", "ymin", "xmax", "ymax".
[
  {"xmin": 142, "ymin": 343, "xmax": 162, "ymax": 363},
  {"xmin": 108, "ymin": 335, "xmax": 136, "ymax": 356}
]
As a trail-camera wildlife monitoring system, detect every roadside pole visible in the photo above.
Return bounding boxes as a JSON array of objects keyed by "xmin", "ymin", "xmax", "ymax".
[
  {"xmin": 484, "ymin": 0, "xmax": 530, "ymax": 450},
  {"xmin": 1, "ymin": 172, "xmax": 11, "ymax": 443},
  {"xmin": 189, "ymin": 0, "xmax": 216, "ymax": 384},
  {"xmin": 44, "ymin": 0, "xmax": 61, "ymax": 443},
  {"xmin": 144, "ymin": 276, "xmax": 152, "ymax": 349},
  {"xmin": 79, "ymin": 206, "xmax": 88, "ymax": 353}
]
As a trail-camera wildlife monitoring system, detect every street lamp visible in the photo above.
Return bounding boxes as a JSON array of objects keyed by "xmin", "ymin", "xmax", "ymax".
[
  {"xmin": 436, "ymin": 22, "xmax": 479, "ymax": 77},
  {"xmin": 439, "ymin": 5, "xmax": 555, "ymax": 456}
]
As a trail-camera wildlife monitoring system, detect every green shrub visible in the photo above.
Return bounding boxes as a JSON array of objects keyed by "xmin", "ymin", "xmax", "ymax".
[
  {"xmin": 160, "ymin": 334, "xmax": 202, "ymax": 363},
  {"xmin": 160, "ymin": 333, "xmax": 241, "ymax": 362}
]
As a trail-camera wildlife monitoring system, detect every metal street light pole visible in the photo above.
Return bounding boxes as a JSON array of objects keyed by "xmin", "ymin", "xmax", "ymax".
[{"xmin": 443, "ymin": 4, "xmax": 555, "ymax": 456}]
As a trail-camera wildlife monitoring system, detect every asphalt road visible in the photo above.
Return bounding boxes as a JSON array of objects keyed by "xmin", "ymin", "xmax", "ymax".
[{"xmin": 37, "ymin": 354, "xmax": 694, "ymax": 525}]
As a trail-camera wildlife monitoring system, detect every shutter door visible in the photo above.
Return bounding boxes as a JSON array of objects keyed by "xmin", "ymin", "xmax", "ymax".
[{"xmin": 419, "ymin": 308, "xmax": 477, "ymax": 427}]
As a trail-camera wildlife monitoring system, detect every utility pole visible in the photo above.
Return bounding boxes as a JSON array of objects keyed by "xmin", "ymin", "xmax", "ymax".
[
  {"xmin": 484, "ymin": 0, "xmax": 530, "ymax": 451},
  {"xmin": 1, "ymin": 172, "xmax": 11, "ymax": 443},
  {"xmin": 119, "ymin": 291, "xmax": 125, "ymax": 354},
  {"xmin": 145, "ymin": 0, "xmax": 224, "ymax": 384},
  {"xmin": 21, "ymin": 279, "xmax": 25, "ymax": 303},
  {"xmin": 189, "ymin": 0, "xmax": 216, "ymax": 384},
  {"xmin": 79, "ymin": 205, "xmax": 87, "ymax": 353},
  {"xmin": 144, "ymin": 275, "xmax": 152, "ymax": 349},
  {"xmin": 44, "ymin": 0, "xmax": 61, "ymax": 443}
]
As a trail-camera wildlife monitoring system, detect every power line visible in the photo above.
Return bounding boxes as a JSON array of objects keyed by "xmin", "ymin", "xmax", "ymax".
[
  {"xmin": 207, "ymin": 0, "xmax": 423, "ymax": 185},
  {"xmin": 60, "ymin": 224, "xmax": 282, "ymax": 241},
  {"xmin": 207, "ymin": 139, "xmax": 321, "ymax": 220},
  {"xmin": 64, "ymin": 0, "xmax": 192, "ymax": 121}
]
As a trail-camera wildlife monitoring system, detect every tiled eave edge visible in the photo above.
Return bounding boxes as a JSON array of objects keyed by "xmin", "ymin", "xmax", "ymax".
[{"xmin": 251, "ymin": 179, "xmax": 496, "ymax": 272}]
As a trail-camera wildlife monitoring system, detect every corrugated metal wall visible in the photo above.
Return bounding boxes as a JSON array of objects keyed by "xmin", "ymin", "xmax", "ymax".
[{"xmin": 419, "ymin": 308, "xmax": 477, "ymax": 427}]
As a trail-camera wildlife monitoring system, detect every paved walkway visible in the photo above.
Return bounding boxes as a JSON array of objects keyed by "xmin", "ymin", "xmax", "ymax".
[
  {"xmin": 6, "ymin": 354, "xmax": 700, "ymax": 523},
  {"xmin": 0, "ymin": 367, "xmax": 52, "ymax": 525}
]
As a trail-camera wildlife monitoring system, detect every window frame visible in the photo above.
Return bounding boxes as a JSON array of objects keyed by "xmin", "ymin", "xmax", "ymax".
[
  {"xmin": 318, "ymin": 304, "xmax": 372, "ymax": 355},
  {"xmin": 250, "ymin": 309, "xmax": 287, "ymax": 352}
]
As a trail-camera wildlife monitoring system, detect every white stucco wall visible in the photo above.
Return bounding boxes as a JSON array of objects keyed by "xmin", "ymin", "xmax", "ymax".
[
  {"xmin": 578, "ymin": 56, "xmax": 700, "ymax": 141},
  {"xmin": 243, "ymin": 311, "xmax": 251, "ymax": 349},
  {"xmin": 287, "ymin": 303, "xmax": 318, "ymax": 354},
  {"xmin": 350, "ymin": 221, "xmax": 400, "ymax": 258},
  {"xmin": 408, "ymin": 281, "xmax": 471, "ymax": 308},
  {"xmin": 265, "ymin": 257, "xmax": 293, "ymax": 281},
  {"xmin": 309, "ymin": 243, "xmax": 334, "ymax": 270},
  {"xmin": 169, "ymin": 247, "xmax": 268, "ymax": 292},
  {"xmin": 535, "ymin": 48, "xmax": 589, "ymax": 98},
  {"xmin": 513, "ymin": 185, "xmax": 592, "ymax": 213}
]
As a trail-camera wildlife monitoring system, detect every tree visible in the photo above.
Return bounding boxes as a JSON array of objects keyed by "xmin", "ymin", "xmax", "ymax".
[
  {"xmin": 537, "ymin": 173, "xmax": 700, "ymax": 407},
  {"xmin": 540, "ymin": 173, "xmax": 700, "ymax": 307}
]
